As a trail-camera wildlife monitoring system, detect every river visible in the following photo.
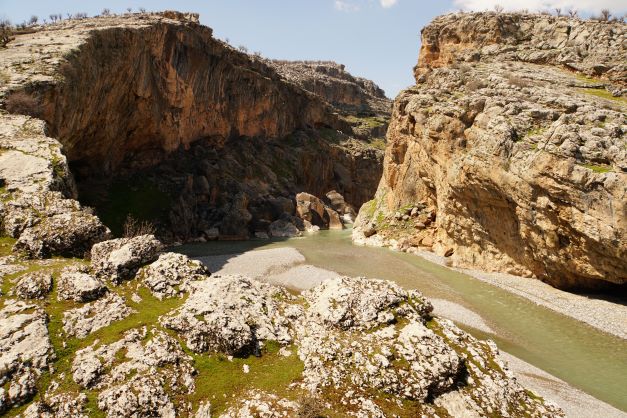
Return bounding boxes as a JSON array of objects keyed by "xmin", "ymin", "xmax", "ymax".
[{"xmin": 176, "ymin": 229, "xmax": 627, "ymax": 412}]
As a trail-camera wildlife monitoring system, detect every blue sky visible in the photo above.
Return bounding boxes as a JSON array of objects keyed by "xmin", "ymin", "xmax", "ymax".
[{"xmin": 1, "ymin": 1, "xmax": 625, "ymax": 97}]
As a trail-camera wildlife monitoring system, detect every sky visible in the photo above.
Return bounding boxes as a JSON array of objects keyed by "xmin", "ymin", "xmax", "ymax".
[{"xmin": 1, "ymin": 0, "xmax": 625, "ymax": 98}]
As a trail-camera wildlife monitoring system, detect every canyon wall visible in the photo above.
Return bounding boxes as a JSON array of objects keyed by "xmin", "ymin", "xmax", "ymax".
[
  {"xmin": 1, "ymin": 12, "xmax": 388, "ymax": 241},
  {"xmin": 354, "ymin": 12, "xmax": 626, "ymax": 290}
]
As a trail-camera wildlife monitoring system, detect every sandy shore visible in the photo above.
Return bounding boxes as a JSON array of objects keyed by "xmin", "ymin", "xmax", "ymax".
[
  {"xmin": 413, "ymin": 250, "xmax": 627, "ymax": 340},
  {"xmin": 500, "ymin": 352, "xmax": 627, "ymax": 418},
  {"xmin": 195, "ymin": 247, "xmax": 626, "ymax": 417}
]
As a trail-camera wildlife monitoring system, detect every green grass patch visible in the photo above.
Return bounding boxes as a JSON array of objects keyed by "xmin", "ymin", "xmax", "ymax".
[
  {"xmin": 579, "ymin": 163, "xmax": 612, "ymax": 174},
  {"xmin": 343, "ymin": 115, "xmax": 387, "ymax": 129},
  {"xmin": 524, "ymin": 127, "xmax": 546, "ymax": 138},
  {"xmin": 369, "ymin": 138, "xmax": 386, "ymax": 150},
  {"xmin": 579, "ymin": 88, "xmax": 627, "ymax": 105},
  {"xmin": 184, "ymin": 342, "xmax": 304, "ymax": 414},
  {"xmin": 0, "ymin": 236, "xmax": 16, "ymax": 257}
]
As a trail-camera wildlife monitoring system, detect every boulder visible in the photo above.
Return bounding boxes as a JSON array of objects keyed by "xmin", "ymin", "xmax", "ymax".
[
  {"xmin": 57, "ymin": 268, "xmax": 106, "ymax": 302},
  {"xmin": 161, "ymin": 275, "xmax": 295, "ymax": 355},
  {"xmin": 268, "ymin": 219, "xmax": 301, "ymax": 238},
  {"xmin": 14, "ymin": 210, "xmax": 111, "ymax": 259},
  {"xmin": 295, "ymin": 192, "xmax": 344, "ymax": 230},
  {"xmin": 13, "ymin": 271, "xmax": 53, "ymax": 299},
  {"xmin": 90, "ymin": 235, "xmax": 162, "ymax": 283},
  {"xmin": 141, "ymin": 252, "xmax": 211, "ymax": 299}
]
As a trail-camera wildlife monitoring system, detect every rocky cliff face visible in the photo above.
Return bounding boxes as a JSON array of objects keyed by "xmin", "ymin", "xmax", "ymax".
[
  {"xmin": 354, "ymin": 12, "xmax": 626, "ymax": 290},
  {"xmin": 0, "ymin": 12, "xmax": 387, "ymax": 241}
]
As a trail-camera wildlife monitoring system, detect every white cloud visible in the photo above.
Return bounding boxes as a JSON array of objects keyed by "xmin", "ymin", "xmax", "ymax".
[
  {"xmin": 380, "ymin": 0, "xmax": 399, "ymax": 8},
  {"xmin": 453, "ymin": 0, "xmax": 626, "ymax": 14},
  {"xmin": 334, "ymin": 0, "xmax": 361, "ymax": 12}
]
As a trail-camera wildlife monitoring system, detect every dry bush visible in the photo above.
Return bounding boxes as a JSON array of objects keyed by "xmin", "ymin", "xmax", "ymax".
[
  {"xmin": 122, "ymin": 214, "xmax": 156, "ymax": 238},
  {"xmin": 506, "ymin": 74, "xmax": 532, "ymax": 88},
  {"xmin": 466, "ymin": 79, "xmax": 487, "ymax": 91},
  {"xmin": 0, "ymin": 19, "xmax": 13, "ymax": 48},
  {"xmin": 5, "ymin": 91, "xmax": 42, "ymax": 116},
  {"xmin": 297, "ymin": 395, "xmax": 325, "ymax": 418}
]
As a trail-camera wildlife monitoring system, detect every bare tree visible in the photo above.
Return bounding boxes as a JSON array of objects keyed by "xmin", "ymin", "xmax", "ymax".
[
  {"xmin": 0, "ymin": 19, "xmax": 13, "ymax": 48},
  {"xmin": 494, "ymin": 5, "xmax": 504, "ymax": 13},
  {"xmin": 554, "ymin": 8, "xmax": 561, "ymax": 16},
  {"xmin": 600, "ymin": 9, "xmax": 611, "ymax": 20},
  {"xmin": 238, "ymin": 45, "xmax": 248, "ymax": 53},
  {"xmin": 139, "ymin": 7, "xmax": 146, "ymax": 13},
  {"xmin": 126, "ymin": 7, "xmax": 132, "ymax": 14},
  {"xmin": 568, "ymin": 9, "xmax": 578, "ymax": 18},
  {"xmin": 101, "ymin": 8, "xmax": 111, "ymax": 16},
  {"xmin": 66, "ymin": 13, "xmax": 71, "ymax": 19},
  {"xmin": 28, "ymin": 15, "xmax": 38, "ymax": 25}
]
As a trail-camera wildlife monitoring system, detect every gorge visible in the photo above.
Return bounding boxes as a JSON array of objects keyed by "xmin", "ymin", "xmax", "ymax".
[{"xmin": 0, "ymin": 8, "xmax": 625, "ymax": 418}]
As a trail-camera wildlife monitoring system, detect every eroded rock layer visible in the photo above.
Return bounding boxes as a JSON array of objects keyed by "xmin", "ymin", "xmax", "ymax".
[{"xmin": 354, "ymin": 12, "xmax": 626, "ymax": 289}]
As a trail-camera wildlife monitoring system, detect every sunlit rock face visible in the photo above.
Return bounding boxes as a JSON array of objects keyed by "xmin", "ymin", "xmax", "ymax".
[{"xmin": 354, "ymin": 12, "xmax": 626, "ymax": 290}]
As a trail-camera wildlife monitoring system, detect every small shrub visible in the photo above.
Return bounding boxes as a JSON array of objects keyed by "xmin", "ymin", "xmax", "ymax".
[
  {"xmin": 494, "ymin": 5, "xmax": 504, "ymax": 13},
  {"xmin": 5, "ymin": 91, "xmax": 42, "ymax": 116},
  {"xmin": 122, "ymin": 215, "xmax": 156, "ymax": 238},
  {"xmin": 101, "ymin": 8, "xmax": 111, "ymax": 17},
  {"xmin": 297, "ymin": 395, "xmax": 325, "ymax": 418},
  {"xmin": 238, "ymin": 45, "xmax": 248, "ymax": 53}
]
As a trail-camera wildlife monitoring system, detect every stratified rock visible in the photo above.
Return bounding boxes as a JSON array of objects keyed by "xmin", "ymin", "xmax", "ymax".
[
  {"xmin": 90, "ymin": 235, "xmax": 162, "ymax": 283},
  {"xmin": 0, "ymin": 301, "xmax": 52, "ymax": 412},
  {"xmin": 161, "ymin": 275, "xmax": 294, "ymax": 355},
  {"xmin": 57, "ymin": 268, "xmax": 106, "ymax": 302},
  {"xmin": 268, "ymin": 219, "xmax": 301, "ymax": 238},
  {"xmin": 140, "ymin": 252, "xmax": 211, "ymax": 299},
  {"xmin": 13, "ymin": 271, "xmax": 53, "ymax": 299},
  {"xmin": 355, "ymin": 12, "xmax": 627, "ymax": 289},
  {"xmin": 63, "ymin": 293, "xmax": 135, "ymax": 338}
]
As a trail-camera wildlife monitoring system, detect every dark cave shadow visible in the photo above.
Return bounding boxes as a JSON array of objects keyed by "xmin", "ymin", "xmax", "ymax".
[{"xmin": 570, "ymin": 284, "xmax": 627, "ymax": 307}]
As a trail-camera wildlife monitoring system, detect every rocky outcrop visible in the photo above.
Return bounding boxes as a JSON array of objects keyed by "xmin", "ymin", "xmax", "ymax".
[
  {"xmin": 271, "ymin": 60, "xmax": 390, "ymax": 115},
  {"xmin": 140, "ymin": 252, "xmax": 210, "ymax": 299},
  {"xmin": 0, "ymin": 12, "xmax": 387, "ymax": 242},
  {"xmin": 161, "ymin": 275, "xmax": 294, "ymax": 355},
  {"xmin": 90, "ymin": 234, "xmax": 162, "ymax": 283},
  {"xmin": 355, "ymin": 12, "xmax": 627, "ymax": 290},
  {"xmin": 0, "ymin": 301, "xmax": 52, "ymax": 412}
]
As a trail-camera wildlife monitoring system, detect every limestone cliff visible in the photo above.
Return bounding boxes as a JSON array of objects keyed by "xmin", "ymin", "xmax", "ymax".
[
  {"xmin": 354, "ymin": 12, "xmax": 626, "ymax": 290},
  {"xmin": 0, "ymin": 12, "xmax": 387, "ymax": 240}
]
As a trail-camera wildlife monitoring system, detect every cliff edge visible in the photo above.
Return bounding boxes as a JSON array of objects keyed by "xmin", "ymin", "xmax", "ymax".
[{"xmin": 354, "ymin": 12, "xmax": 626, "ymax": 290}]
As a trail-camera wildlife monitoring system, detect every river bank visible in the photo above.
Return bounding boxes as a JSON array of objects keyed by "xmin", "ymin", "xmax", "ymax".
[
  {"xmin": 411, "ymin": 249, "xmax": 627, "ymax": 340},
  {"xmin": 182, "ymin": 242, "xmax": 627, "ymax": 417}
]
